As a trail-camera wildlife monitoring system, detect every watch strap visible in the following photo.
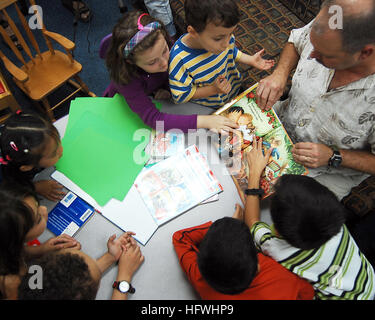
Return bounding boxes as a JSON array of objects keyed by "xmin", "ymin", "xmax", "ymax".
[
  {"xmin": 245, "ymin": 188, "xmax": 264, "ymax": 197},
  {"xmin": 112, "ymin": 280, "xmax": 136, "ymax": 294},
  {"xmin": 328, "ymin": 145, "xmax": 342, "ymax": 168}
]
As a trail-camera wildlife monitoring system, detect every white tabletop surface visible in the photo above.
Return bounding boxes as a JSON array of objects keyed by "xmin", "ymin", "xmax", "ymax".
[{"xmin": 37, "ymin": 99, "xmax": 272, "ymax": 300}]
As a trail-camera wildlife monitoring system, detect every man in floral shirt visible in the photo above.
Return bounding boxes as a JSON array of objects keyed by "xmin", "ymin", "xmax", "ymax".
[{"xmin": 255, "ymin": 0, "xmax": 375, "ymax": 199}]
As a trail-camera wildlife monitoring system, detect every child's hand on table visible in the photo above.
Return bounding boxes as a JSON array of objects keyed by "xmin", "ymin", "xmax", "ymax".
[
  {"xmin": 107, "ymin": 232, "xmax": 136, "ymax": 262},
  {"xmin": 34, "ymin": 180, "xmax": 66, "ymax": 202},
  {"xmin": 117, "ymin": 239, "xmax": 144, "ymax": 281},
  {"xmin": 41, "ymin": 234, "xmax": 81, "ymax": 254}
]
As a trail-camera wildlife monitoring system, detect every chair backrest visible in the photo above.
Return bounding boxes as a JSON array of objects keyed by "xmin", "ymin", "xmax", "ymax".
[
  {"xmin": 0, "ymin": 0, "xmax": 54, "ymax": 69},
  {"xmin": 99, "ymin": 33, "xmax": 112, "ymax": 60}
]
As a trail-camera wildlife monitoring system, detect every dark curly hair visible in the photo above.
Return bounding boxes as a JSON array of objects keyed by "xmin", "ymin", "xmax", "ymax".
[{"xmin": 18, "ymin": 251, "xmax": 99, "ymax": 300}]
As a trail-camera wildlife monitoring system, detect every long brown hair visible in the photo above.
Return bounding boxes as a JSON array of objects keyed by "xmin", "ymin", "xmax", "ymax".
[{"xmin": 106, "ymin": 10, "xmax": 169, "ymax": 85}]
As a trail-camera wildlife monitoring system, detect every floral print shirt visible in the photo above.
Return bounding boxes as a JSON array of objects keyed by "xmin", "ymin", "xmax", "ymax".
[{"xmin": 274, "ymin": 21, "xmax": 375, "ymax": 178}]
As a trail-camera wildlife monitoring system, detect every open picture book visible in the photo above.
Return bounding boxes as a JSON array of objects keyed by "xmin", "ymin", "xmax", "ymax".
[
  {"xmin": 214, "ymin": 82, "xmax": 308, "ymax": 203},
  {"xmin": 135, "ymin": 145, "xmax": 223, "ymax": 226}
]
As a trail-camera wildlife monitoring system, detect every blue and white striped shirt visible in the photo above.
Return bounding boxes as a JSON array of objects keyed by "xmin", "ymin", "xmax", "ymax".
[{"xmin": 169, "ymin": 34, "xmax": 243, "ymax": 108}]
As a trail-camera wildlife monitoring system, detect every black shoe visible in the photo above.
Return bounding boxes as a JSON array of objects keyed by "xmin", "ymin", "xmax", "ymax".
[{"xmin": 61, "ymin": 0, "xmax": 92, "ymax": 23}]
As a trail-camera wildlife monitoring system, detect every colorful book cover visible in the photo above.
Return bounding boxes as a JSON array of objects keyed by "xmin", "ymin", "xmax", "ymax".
[
  {"xmin": 145, "ymin": 130, "xmax": 185, "ymax": 164},
  {"xmin": 135, "ymin": 145, "xmax": 223, "ymax": 226},
  {"xmin": 47, "ymin": 191, "xmax": 95, "ymax": 236},
  {"xmin": 214, "ymin": 83, "xmax": 308, "ymax": 202}
]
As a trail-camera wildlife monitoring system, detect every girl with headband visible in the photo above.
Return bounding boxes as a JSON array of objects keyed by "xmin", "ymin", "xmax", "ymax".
[{"xmin": 105, "ymin": 11, "xmax": 239, "ymax": 133}]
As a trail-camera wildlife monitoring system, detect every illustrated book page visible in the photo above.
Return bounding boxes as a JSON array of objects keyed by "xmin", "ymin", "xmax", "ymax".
[
  {"xmin": 214, "ymin": 83, "xmax": 308, "ymax": 202},
  {"xmin": 135, "ymin": 145, "xmax": 223, "ymax": 226}
]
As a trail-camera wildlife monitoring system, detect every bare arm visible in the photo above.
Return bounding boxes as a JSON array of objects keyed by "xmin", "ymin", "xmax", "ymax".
[
  {"xmin": 256, "ymin": 42, "xmax": 300, "ymax": 110},
  {"xmin": 192, "ymin": 85, "xmax": 219, "ymax": 99},
  {"xmin": 237, "ymin": 49, "xmax": 275, "ymax": 71},
  {"xmin": 244, "ymin": 170, "xmax": 262, "ymax": 228},
  {"xmin": 292, "ymin": 142, "xmax": 375, "ymax": 175},
  {"xmin": 341, "ymin": 149, "xmax": 375, "ymax": 175},
  {"xmin": 111, "ymin": 238, "xmax": 144, "ymax": 300},
  {"xmin": 244, "ymin": 139, "xmax": 273, "ymax": 228}
]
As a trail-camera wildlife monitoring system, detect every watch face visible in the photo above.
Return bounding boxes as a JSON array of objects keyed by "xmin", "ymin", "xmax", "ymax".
[
  {"xmin": 330, "ymin": 152, "xmax": 342, "ymax": 168},
  {"xmin": 118, "ymin": 281, "xmax": 130, "ymax": 293}
]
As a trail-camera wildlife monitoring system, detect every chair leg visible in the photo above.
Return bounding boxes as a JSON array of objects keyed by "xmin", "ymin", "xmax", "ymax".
[
  {"xmin": 6, "ymin": 95, "xmax": 19, "ymax": 112},
  {"xmin": 73, "ymin": 75, "xmax": 96, "ymax": 97},
  {"xmin": 41, "ymin": 97, "xmax": 56, "ymax": 122}
]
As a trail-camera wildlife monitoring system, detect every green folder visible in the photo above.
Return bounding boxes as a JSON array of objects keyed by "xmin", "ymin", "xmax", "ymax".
[{"xmin": 56, "ymin": 94, "xmax": 162, "ymax": 206}]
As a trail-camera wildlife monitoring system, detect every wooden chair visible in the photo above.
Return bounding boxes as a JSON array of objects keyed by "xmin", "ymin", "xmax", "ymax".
[
  {"xmin": 0, "ymin": 68, "xmax": 19, "ymax": 123},
  {"xmin": 0, "ymin": 0, "xmax": 95, "ymax": 122}
]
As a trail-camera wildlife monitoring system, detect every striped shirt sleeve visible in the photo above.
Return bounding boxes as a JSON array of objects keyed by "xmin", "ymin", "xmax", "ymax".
[{"xmin": 169, "ymin": 47, "xmax": 197, "ymax": 104}]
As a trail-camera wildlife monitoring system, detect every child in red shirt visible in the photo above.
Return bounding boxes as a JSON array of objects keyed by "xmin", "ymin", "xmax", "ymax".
[{"xmin": 172, "ymin": 214, "xmax": 314, "ymax": 300}]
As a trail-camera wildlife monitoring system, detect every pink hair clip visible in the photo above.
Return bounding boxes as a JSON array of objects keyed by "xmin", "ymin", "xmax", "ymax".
[
  {"xmin": 10, "ymin": 141, "xmax": 18, "ymax": 151},
  {"xmin": 0, "ymin": 157, "xmax": 8, "ymax": 165},
  {"xmin": 137, "ymin": 13, "xmax": 149, "ymax": 31}
]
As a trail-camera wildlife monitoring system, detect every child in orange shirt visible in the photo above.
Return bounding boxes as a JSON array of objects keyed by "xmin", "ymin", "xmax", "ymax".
[{"xmin": 172, "ymin": 205, "xmax": 314, "ymax": 300}]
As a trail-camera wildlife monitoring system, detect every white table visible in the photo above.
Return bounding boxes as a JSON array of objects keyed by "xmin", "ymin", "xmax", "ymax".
[{"xmin": 37, "ymin": 100, "xmax": 272, "ymax": 300}]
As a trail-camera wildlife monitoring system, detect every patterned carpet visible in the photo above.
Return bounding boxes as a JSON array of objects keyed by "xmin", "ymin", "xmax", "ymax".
[{"xmin": 170, "ymin": 0, "xmax": 319, "ymax": 88}]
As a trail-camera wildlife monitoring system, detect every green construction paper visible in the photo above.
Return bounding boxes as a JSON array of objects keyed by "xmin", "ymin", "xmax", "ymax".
[
  {"xmin": 63, "ymin": 111, "xmax": 150, "ymax": 201},
  {"xmin": 57, "ymin": 125, "xmax": 146, "ymax": 206},
  {"xmin": 66, "ymin": 94, "xmax": 162, "ymax": 135},
  {"xmin": 56, "ymin": 95, "xmax": 160, "ymax": 205}
]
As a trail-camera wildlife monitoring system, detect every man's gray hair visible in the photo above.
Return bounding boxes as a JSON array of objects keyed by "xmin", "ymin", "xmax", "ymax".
[{"xmin": 320, "ymin": 0, "xmax": 375, "ymax": 53}]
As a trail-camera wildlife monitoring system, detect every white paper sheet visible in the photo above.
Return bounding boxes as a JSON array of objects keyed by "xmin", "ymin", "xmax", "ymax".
[{"xmin": 51, "ymin": 170, "xmax": 158, "ymax": 245}]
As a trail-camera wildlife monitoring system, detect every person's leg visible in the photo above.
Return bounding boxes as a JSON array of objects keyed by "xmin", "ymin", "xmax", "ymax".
[
  {"xmin": 313, "ymin": 173, "xmax": 369, "ymax": 201},
  {"xmin": 143, "ymin": 0, "xmax": 176, "ymax": 38},
  {"xmin": 61, "ymin": 0, "xmax": 92, "ymax": 22}
]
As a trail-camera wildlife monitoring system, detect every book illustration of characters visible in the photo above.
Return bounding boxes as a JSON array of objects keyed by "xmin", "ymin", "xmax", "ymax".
[
  {"xmin": 219, "ymin": 106, "xmax": 256, "ymax": 155},
  {"xmin": 150, "ymin": 183, "xmax": 193, "ymax": 222},
  {"xmin": 139, "ymin": 166, "xmax": 196, "ymax": 223},
  {"xmin": 214, "ymin": 83, "xmax": 308, "ymax": 201},
  {"xmin": 136, "ymin": 170, "xmax": 166, "ymax": 195},
  {"xmin": 149, "ymin": 131, "xmax": 185, "ymax": 158}
]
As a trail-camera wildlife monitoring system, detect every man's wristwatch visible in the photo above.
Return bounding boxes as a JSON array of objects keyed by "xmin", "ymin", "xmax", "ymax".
[
  {"xmin": 112, "ymin": 280, "xmax": 135, "ymax": 294},
  {"xmin": 328, "ymin": 145, "xmax": 342, "ymax": 168}
]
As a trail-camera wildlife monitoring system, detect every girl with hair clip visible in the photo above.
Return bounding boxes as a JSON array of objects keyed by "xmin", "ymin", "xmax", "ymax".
[
  {"xmin": 105, "ymin": 10, "xmax": 238, "ymax": 133},
  {"xmin": 0, "ymin": 112, "xmax": 65, "ymax": 202},
  {"xmin": 0, "ymin": 183, "xmax": 80, "ymax": 300}
]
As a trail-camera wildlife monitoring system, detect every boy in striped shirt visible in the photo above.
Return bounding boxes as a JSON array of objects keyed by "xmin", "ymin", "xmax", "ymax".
[
  {"xmin": 169, "ymin": 0, "xmax": 274, "ymax": 109},
  {"xmin": 245, "ymin": 138, "xmax": 375, "ymax": 300}
]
